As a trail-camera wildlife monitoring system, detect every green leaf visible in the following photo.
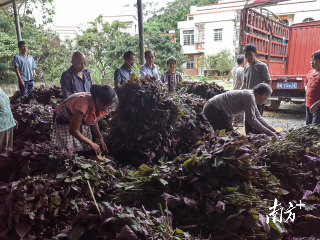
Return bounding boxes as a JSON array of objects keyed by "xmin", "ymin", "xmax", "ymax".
[
  {"xmin": 269, "ymin": 220, "xmax": 286, "ymax": 235},
  {"xmin": 54, "ymin": 233, "xmax": 68, "ymax": 239},
  {"xmin": 212, "ymin": 157, "xmax": 225, "ymax": 168},
  {"xmin": 159, "ymin": 179, "xmax": 168, "ymax": 186},
  {"xmin": 125, "ymin": 185, "xmax": 135, "ymax": 190},
  {"xmin": 126, "ymin": 207, "xmax": 135, "ymax": 217},
  {"xmin": 70, "ymin": 199, "xmax": 78, "ymax": 211},
  {"xmin": 219, "ymin": 129, "xmax": 226, "ymax": 136},
  {"xmin": 176, "ymin": 228, "xmax": 184, "ymax": 234},
  {"xmin": 183, "ymin": 158, "xmax": 196, "ymax": 167},
  {"xmin": 84, "ymin": 171, "xmax": 92, "ymax": 179},
  {"xmin": 139, "ymin": 164, "xmax": 152, "ymax": 171},
  {"xmin": 56, "ymin": 172, "xmax": 68, "ymax": 179},
  {"xmin": 52, "ymin": 196, "xmax": 61, "ymax": 205},
  {"xmin": 78, "ymin": 163, "xmax": 92, "ymax": 169}
]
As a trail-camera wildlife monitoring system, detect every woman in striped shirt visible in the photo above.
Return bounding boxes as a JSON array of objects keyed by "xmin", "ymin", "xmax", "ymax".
[{"xmin": 161, "ymin": 56, "xmax": 183, "ymax": 92}]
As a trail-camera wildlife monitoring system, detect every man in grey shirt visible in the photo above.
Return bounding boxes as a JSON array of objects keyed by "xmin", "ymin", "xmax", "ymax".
[
  {"xmin": 232, "ymin": 54, "xmax": 245, "ymax": 90},
  {"xmin": 203, "ymin": 83, "xmax": 276, "ymax": 138},
  {"xmin": 232, "ymin": 54, "xmax": 245, "ymax": 125},
  {"xmin": 240, "ymin": 44, "xmax": 271, "ymax": 134}
]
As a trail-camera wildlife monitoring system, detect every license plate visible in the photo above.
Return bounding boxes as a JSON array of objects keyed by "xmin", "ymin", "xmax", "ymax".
[{"xmin": 277, "ymin": 82, "xmax": 297, "ymax": 89}]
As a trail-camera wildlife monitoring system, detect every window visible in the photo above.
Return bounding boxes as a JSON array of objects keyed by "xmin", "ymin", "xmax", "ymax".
[
  {"xmin": 183, "ymin": 30, "xmax": 194, "ymax": 46},
  {"xmin": 303, "ymin": 18, "xmax": 314, "ymax": 23},
  {"xmin": 214, "ymin": 29, "xmax": 223, "ymax": 41},
  {"xmin": 282, "ymin": 19, "xmax": 289, "ymax": 26},
  {"xmin": 236, "ymin": 10, "xmax": 241, "ymax": 21},
  {"xmin": 189, "ymin": 17, "xmax": 194, "ymax": 21},
  {"xmin": 64, "ymin": 35, "xmax": 70, "ymax": 40},
  {"xmin": 187, "ymin": 60, "xmax": 194, "ymax": 69}
]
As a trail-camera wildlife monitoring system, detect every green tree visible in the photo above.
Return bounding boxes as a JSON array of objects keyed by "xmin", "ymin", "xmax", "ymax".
[
  {"xmin": 145, "ymin": 32, "xmax": 187, "ymax": 73},
  {"xmin": 199, "ymin": 49, "xmax": 235, "ymax": 76},
  {"xmin": 75, "ymin": 16, "xmax": 187, "ymax": 79},
  {"xmin": 76, "ymin": 16, "xmax": 140, "ymax": 79},
  {"xmin": 0, "ymin": 1, "xmax": 72, "ymax": 84},
  {"xmin": 215, "ymin": 48, "xmax": 235, "ymax": 74}
]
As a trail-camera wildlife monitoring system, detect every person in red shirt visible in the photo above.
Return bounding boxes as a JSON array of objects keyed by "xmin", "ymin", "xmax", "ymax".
[
  {"xmin": 305, "ymin": 50, "xmax": 320, "ymax": 125},
  {"xmin": 52, "ymin": 84, "xmax": 118, "ymax": 158}
]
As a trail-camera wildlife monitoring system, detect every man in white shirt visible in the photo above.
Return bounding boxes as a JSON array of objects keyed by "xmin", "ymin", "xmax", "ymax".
[
  {"xmin": 232, "ymin": 54, "xmax": 245, "ymax": 125},
  {"xmin": 139, "ymin": 49, "xmax": 161, "ymax": 81}
]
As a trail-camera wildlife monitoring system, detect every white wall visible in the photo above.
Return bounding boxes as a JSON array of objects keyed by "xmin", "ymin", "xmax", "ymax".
[
  {"xmin": 179, "ymin": 29, "xmax": 199, "ymax": 54},
  {"xmin": 204, "ymin": 20, "xmax": 235, "ymax": 56},
  {"xmin": 293, "ymin": 10, "xmax": 320, "ymax": 23}
]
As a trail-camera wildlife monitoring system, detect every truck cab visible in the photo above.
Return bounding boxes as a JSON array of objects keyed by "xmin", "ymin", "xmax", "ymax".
[{"xmin": 239, "ymin": 6, "xmax": 320, "ymax": 110}]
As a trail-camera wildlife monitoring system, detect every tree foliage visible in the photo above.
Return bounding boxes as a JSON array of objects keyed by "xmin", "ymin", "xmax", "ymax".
[
  {"xmin": 76, "ymin": 16, "xmax": 187, "ymax": 78},
  {"xmin": 199, "ymin": 49, "xmax": 235, "ymax": 75},
  {"xmin": 144, "ymin": 0, "xmax": 218, "ymax": 42},
  {"xmin": 0, "ymin": 1, "xmax": 71, "ymax": 84},
  {"xmin": 0, "ymin": 1, "xmax": 190, "ymax": 84}
]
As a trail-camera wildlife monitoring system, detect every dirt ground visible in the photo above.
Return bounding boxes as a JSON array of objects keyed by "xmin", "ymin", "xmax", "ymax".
[{"xmin": 234, "ymin": 102, "xmax": 306, "ymax": 134}]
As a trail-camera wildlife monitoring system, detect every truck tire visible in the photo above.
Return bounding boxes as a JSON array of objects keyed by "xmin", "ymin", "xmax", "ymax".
[{"xmin": 267, "ymin": 100, "xmax": 281, "ymax": 111}]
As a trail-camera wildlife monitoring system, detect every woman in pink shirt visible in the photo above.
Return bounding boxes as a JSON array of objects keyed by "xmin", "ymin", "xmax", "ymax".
[{"xmin": 52, "ymin": 84, "xmax": 118, "ymax": 158}]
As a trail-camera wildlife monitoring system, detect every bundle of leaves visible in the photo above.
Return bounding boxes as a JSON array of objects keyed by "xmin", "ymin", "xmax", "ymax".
[
  {"xmin": 169, "ymin": 92, "xmax": 211, "ymax": 155},
  {"xmin": 255, "ymin": 125, "xmax": 320, "ymax": 238},
  {"xmin": 112, "ymin": 131, "xmax": 288, "ymax": 239},
  {"xmin": 11, "ymin": 100, "xmax": 53, "ymax": 142},
  {"xmin": 58, "ymin": 202, "xmax": 196, "ymax": 240},
  {"xmin": 0, "ymin": 141, "xmax": 67, "ymax": 183},
  {"xmin": 10, "ymin": 85, "xmax": 63, "ymax": 107},
  {"xmin": 258, "ymin": 125, "xmax": 320, "ymax": 200},
  {"xmin": 0, "ymin": 152, "xmax": 119, "ymax": 239},
  {"xmin": 108, "ymin": 75, "xmax": 207, "ymax": 167},
  {"xmin": 175, "ymin": 81, "xmax": 226, "ymax": 100}
]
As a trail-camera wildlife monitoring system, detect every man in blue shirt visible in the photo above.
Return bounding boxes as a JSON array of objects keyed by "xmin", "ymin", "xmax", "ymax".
[
  {"xmin": 60, "ymin": 51, "xmax": 92, "ymax": 99},
  {"xmin": 12, "ymin": 41, "xmax": 39, "ymax": 96},
  {"xmin": 114, "ymin": 51, "xmax": 136, "ymax": 87},
  {"xmin": 139, "ymin": 49, "xmax": 161, "ymax": 81}
]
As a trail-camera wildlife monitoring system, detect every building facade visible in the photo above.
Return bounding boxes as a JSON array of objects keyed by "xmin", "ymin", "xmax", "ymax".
[
  {"xmin": 96, "ymin": 15, "xmax": 139, "ymax": 36},
  {"xmin": 54, "ymin": 26, "xmax": 79, "ymax": 42},
  {"xmin": 178, "ymin": 0, "xmax": 320, "ymax": 75}
]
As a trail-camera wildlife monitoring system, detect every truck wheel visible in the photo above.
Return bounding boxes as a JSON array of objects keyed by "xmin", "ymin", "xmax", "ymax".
[{"xmin": 267, "ymin": 100, "xmax": 281, "ymax": 111}]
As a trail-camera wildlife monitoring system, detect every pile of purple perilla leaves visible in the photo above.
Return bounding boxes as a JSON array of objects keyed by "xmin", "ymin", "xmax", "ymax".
[
  {"xmin": 106, "ymin": 75, "xmax": 211, "ymax": 167},
  {"xmin": 9, "ymin": 86, "xmax": 63, "ymax": 143},
  {"xmin": 175, "ymin": 81, "xmax": 226, "ymax": 100},
  {"xmin": 10, "ymin": 85, "xmax": 63, "ymax": 107},
  {"xmin": 1, "ymin": 80, "xmax": 320, "ymax": 239},
  {"xmin": 11, "ymin": 100, "xmax": 53, "ymax": 142}
]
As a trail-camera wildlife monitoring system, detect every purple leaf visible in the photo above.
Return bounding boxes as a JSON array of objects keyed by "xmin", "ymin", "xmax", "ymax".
[
  {"xmin": 66, "ymin": 145, "xmax": 73, "ymax": 157},
  {"xmin": 192, "ymin": 166, "xmax": 206, "ymax": 176},
  {"xmin": 15, "ymin": 221, "xmax": 31, "ymax": 238},
  {"xmin": 0, "ymin": 228, "xmax": 8, "ymax": 238},
  {"xmin": 313, "ymin": 184, "xmax": 320, "ymax": 193},
  {"xmin": 302, "ymin": 190, "xmax": 313, "ymax": 200},
  {"xmin": 117, "ymin": 225, "xmax": 139, "ymax": 240},
  {"xmin": 205, "ymin": 204, "xmax": 215, "ymax": 214},
  {"xmin": 161, "ymin": 193, "xmax": 183, "ymax": 207},
  {"xmin": 21, "ymin": 151, "xmax": 31, "ymax": 157},
  {"xmin": 215, "ymin": 201, "xmax": 225, "ymax": 214},
  {"xmin": 32, "ymin": 183, "xmax": 44, "ymax": 196},
  {"xmin": 259, "ymin": 214, "xmax": 270, "ymax": 233},
  {"xmin": 183, "ymin": 197, "xmax": 197, "ymax": 208}
]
